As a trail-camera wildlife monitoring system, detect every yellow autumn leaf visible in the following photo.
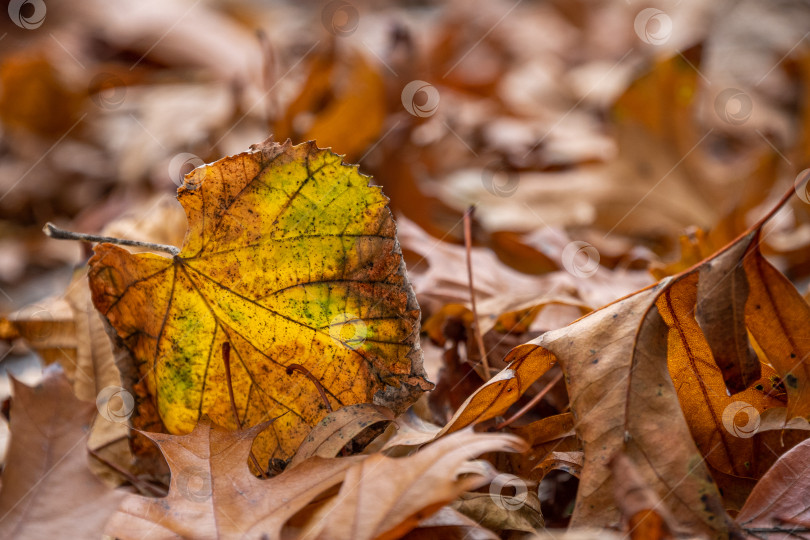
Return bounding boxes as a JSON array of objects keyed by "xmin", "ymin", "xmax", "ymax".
[{"xmin": 88, "ymin": 138, "xmax": 432, "ymax": 465}]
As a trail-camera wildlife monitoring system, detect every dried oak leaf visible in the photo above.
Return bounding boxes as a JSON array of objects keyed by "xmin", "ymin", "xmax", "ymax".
[
  {"xmin": 88, "ymin": 138, "xmax": 431, "ymax": 465},
  {"xmin": 289, "ymin": 429, "xmax": 527, "ymax": 540},
  {"xmin": 105, "ymin": 422, "xmax": 524, "ymax": 540},
  {"xmin": 451, "ymin": 490, "xmax": 544, "ymax": 534},
  {"xmin": 0, "ymin": 367, "xmax": 125, "ymax": 539},
  {"xmin": 104, "ymin": 420, "xmax": 364, "ymax": 540}
]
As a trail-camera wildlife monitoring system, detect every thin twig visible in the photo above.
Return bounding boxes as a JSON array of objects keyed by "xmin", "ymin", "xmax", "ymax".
[
  {"xmin": 778, "ymin": 517, "xmax": 810, "ymax": 528},
  {"xmin": 744, "ymin": 527, "xmax": 810, "ymax": 538},
  {"xmin": 495, "ymin": 370, "xmax": 564, "ymax": 429},
  {"xmin": 43, "ymin": 222, "xmax": 180, "ymax": 256},
  {"xmin": 88, "ymin": 447, "xmax": 166, "ymax": 497},
  {"xmin": 222, "ymin": 343, "xmax": 267, "ymax": 478},
  {"xmin": 464, "ymin": 206, "xmax": 490, "ymax": 380},
  {"xmin": 286, "ymin": 363, "xmax": 332, "ymax": 412}
]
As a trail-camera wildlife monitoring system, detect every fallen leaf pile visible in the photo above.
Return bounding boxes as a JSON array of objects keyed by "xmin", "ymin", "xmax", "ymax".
[{"xmin": 4, "ymin": 0, "xmax": 810, "ymax": 539}]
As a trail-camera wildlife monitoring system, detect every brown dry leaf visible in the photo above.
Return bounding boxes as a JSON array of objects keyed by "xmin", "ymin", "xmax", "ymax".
[
  {"xmin": 535, "ymin": 451, "xmax": 584, "ymax": 480},
  {"xmin": 63, "ymin": 268, "xmax": 121, "ymax": 400},
  {"xmin": 105, "ymin": 420, "xmax": 366, "ymax": 540},
  {"xmin": 490, "ymin": 296, "xmax": 591, "ymax": 335},
  {"xmin": 438, "ymin": 345, "xmax": 557, "ymax": 437},
  {"xmin": 73, "ymin": 0, "xmax": 261, "ymax": 82},
  {"xmin": 0, "ymin": 367, "xmax": 125, "ymax": 538},
  {"xmin": 63, "ymin": 269, "xmax": 133, "ymax": 484},
  {"xmin": 423, "ymin": 298, "xmax": 589, "ymax": 347},
  {"xmin": 289, "ymin": 403, "xmax": 394, "ymax": 466},
  {"xmin": 3, "ymin": 268, "xmax": 122, "ymax": 400},
  {"xmin": 379, "ymin": 409, "xmax": 443, "ymax": 453},
  {"xmin": 529, "ymin": 283, "xmax": 731, "ymax": 537},
  {"xmin": 439, "ymin": 282, "xmax": 730, "ymax": 536},
  {"xmin": 0, "ymin": 52, "xmax": 83, "ymax": 139},
  {"xmin": 657, "ymin": 272, "xmax": 788, "ymax": 479},
  {"xmin": 398, "ymin": 216, "xmax": 651, "ymax": 320},
  {"xmin": 742, "ymin": 231, "xmax": 810, "ymax": 421},
  {"xmin": 293, "ymin": 429, "xmax": 527, "ymax": 540},
  {"xmin": 694, "ymin": 233, "xmax": 761, "ymax": 394},
  {"xmin": 649, "ymin": 227, "xmax": 716, "ymax": 280},
  {"xmin": 3, "ymin": 294, "xmax": 76, "ymax": 371},
  {"xmin": 434, "ymin": 188, "xmax": 810, "ymax": 535},
  {"xmin": 301, "ymin": 52, "xmax": 385, "ymax": 160},
  {"xmin": 369, "ymin": 140, "xmax": 466, "ymax": 242},
  {"xmin": 4, "ymin": 268, "xmax": 132, "ymax": 484},
  {"xmin": 105, "ymin": 407, "xmax": 524, "ymax": 539},
  {"xmin": 735, "ymin": 437, "xmax": 810, "ymax": 535},
  {"xmin": 532, "ymin": 531, "xmax": 622, "ymax": 540},
  {"xmin": 451, "ymin": 490, "xmax": 544, "ymax": 534},
  {"xmin": 505, "ymin": 413, "xmax": 580, "ymax": 480},
  {"xmin": 610, "ymin": 453, "xmax": 675, "ymax": 540}
]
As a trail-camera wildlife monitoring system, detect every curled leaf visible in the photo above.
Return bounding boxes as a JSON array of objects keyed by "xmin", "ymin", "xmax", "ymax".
[{"xmin": 290, "ymin": 403, "xmax": 394, "ymax": 466}]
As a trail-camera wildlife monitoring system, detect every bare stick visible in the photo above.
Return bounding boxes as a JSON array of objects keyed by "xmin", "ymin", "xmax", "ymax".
[
  {"xmin": 495, "ymin": 370, "xmax": 564, "ymax": 430},
  {"xmin": 286, "ymin": 363, "xmax": 332, "ymax": 412},
  {"xmin": 88, "ymin": 447, "xmax": 166, "ymax": 497},
  {"xmin": 43, "ymin": 222, "xmax": 180, "ymax": 256},
  {"xmin": 464, "ymin": 207, "xmax": 490, "ymax": 380},
  {"xmin": 744, "ymin": 526, "xmax": 810, "ymax": 537},
  {"xmin": 222, "ymin": 343, "xmax": 267, "ymax": 478}
]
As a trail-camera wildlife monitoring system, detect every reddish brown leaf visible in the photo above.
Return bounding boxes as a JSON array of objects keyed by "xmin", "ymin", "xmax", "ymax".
[
  {"xmin": 0, "ymin": 368, "xmax": 125, "ymax": 539},
  {"xmin": 736, "ymin": 437, "xmax": 810, "ymax": 535}
]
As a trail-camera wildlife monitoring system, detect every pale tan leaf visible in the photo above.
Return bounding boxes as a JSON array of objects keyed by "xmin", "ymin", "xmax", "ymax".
[{"xmin": 299, "ymin": 429, "xmax": 527, "ymax": 540}]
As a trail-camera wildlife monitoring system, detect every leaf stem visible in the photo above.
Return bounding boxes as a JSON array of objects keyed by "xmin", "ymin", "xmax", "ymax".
[
  {"xmin": 222, "ymin": 342, "xmax": 267, "ymax": 478},
  {"xmin": 464, "ymin": 206, "xmax": 490, "ymax": 380},
  {"xmin": 286, "ymin": 363, "xmax": 332, "ymax": 412},
  {"xmin": 43, "ymin": 222, "xmax": 180, "ymax": 256}
]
